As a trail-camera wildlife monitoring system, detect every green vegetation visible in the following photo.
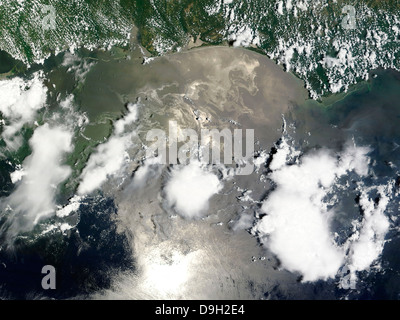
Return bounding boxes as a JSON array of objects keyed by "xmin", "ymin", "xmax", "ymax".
[{"xmin": 1, "ymin": 0, "xmax": 400, "ymax": 97}]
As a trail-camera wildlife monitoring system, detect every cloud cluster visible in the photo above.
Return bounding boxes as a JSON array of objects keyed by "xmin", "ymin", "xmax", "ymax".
[
  {"xmin": 78, "ymin": 102, "xmax": 139, "ymax": 195},
  {"xmin": 3, "ymin": 123, "xmax": 73, "ymax": 236},
  {"xmin": 253, "ymin": 137, "xmax": 390, "ymax": 282},
  {"xmin": 0, "ymin": 73, "xmax": 47, "ymax": 149},
  {"xmin": 164, "ymin": 160, "xmax": 222, "ymax": 219},
  {"xmin": 347, "ymin": 184, "xmax": 391, "ymax": 274},
  {"xmin": 130, "ymin": 156, "xmax": 163, "ymax": 189}
]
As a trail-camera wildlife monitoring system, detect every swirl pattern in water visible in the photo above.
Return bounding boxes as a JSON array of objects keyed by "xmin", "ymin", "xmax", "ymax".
[{"xmin": 0, "ymin": 44, "xmax": 400, "ymax": 299}]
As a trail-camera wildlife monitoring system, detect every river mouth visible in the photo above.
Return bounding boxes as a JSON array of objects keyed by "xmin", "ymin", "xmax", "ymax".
[
  {"xmin": 1, "ymin": 42, "xmax": 400, "ymax": 299},
  {"xmin": 81, "ymin": 47, "xmax": 400, "ymax": 299},
  {"xmin": 91, "ymin": 45, "xmax": 310, "ymax": 299},
  {"xmin": 82, "ymin": 45, "xmax": 311, "ymax": 299}
]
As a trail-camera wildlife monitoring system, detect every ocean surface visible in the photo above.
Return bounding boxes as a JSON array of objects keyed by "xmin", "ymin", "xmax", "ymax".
[{"xmin": 0, "ymin": 46, "xmax": 400, "ymax": 299}]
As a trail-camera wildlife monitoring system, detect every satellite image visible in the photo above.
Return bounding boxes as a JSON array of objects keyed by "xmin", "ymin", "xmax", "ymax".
[{"xmin": 1, "ymin": 0, "xmax": 400, "ymax": 301}]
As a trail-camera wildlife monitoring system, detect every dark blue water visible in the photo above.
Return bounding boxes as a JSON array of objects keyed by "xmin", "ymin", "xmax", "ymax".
[
  {"xmin": 0, "ymin": 196, "xmax": 134, "ymax": 299},
  {"xmin": 267, "ymin": 68, "xmax": 400, "ymax": 299},
  {"xmin": 1, "ymin": 60, "xmax": 400, "ymax": 299}
]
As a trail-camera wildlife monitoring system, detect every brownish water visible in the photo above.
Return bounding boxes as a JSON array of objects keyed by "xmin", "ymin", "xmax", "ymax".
[{"xmin": 86, "ymin": 45, "xmax": 317, "ymax": 299}]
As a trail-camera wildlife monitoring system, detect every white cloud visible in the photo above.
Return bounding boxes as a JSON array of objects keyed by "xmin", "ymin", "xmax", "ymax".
[
  {"xmin": 114, "ymin": 102, "xmax": 139, "ymax": 136},
  {"xmin": 130, "ymin": 156, "xmax": 163, "ymax": 189},
  {"xmin": 232, "ymin": 211, "xmax": 254, "ymax": 231},
  {"xmin": 347, "ymin": 184, "xmax": 392, "ymax": 274},
  {"xmin": 3, "ymin": 123, "xmax": 73, "ymax": 236},
  {"xmin": 268, "ymin": 137, "xmax": 300, "ymax": 171},
  {"xmin": 40, "ymin": 222, "xmax": 74, "ymax": 236},
  {"xmin": 0, "ymin": 73, "xmax": 47, "ymax": 149},
  {"xmin": 253, "ymin": 150, "xmax": 269, "ymax": 172},
  {"xmin": 230, "ymin": 26, "xmax": 261, "ymax": 48},
  {"xmin": 56, "ymin": 195, "xmax": 83, "ymax": 218},
  {"xmin": 277, "ymin": 1, "xmax": 284, "ymax": 15},
  {"xmin": 253, "ymin": 139, "xmax": 376, "ymax": 282},
  {"xmin": 77, "ymin": 135, "xmax": 130, "ymax": 194},
  {"xmin": 78, "ymin": 102, "xmax": 140, "ymax": 195},
  {"xmin": 9, "ymin": 165, "xmax": 25, "ymax": 184},
  {"xmin": 164, "ymin": 160, "xmax": 222, "ymax": 219}
]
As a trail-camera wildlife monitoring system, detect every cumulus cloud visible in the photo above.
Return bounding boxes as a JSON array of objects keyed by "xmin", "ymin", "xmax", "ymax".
[
  {"xmin": 164, "ymin": 160, "xmax": 222, "ymax": 219},
  {"xmin": 347, "ymin": 184, "xmax": 392, "ymax": 274},
  {"xmin": 114, "ymin": 102, "xmax": 139, "ymax": 136},
  {"xmin": 56, "ymin": 195, "xmax": 84, "ymax": 218},
  {"xmin": 253, "ymin": 137, "xmax": 378, "ymax": 282},
  {"xmin": 229, "ymin": 26, "xmax": 261, "ymax": 48},
  {"xmin": 77, "ymin": 135, "xmax": 130, "ymax": 194},
  {"xmin": 9, "ymin": 165, "xmax": 25, "ymax": 184},
  {"xmin": 2, "ymin": 123, "xmax": 73, "ymax": 236},
  {"xmin": 0, "ymin": 73, "xmax": 47, "ymax": 149},
  {"xmin": 78, "ymin": 102, "xmax": 139, "ymax": 195}
]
